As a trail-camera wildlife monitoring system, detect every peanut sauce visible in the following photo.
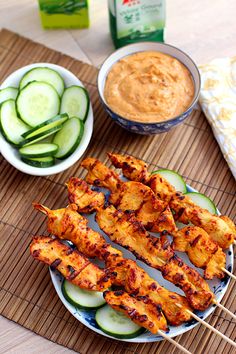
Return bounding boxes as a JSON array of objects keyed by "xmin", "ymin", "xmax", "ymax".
[{"xmin": 104, "ymin": 51, "xmax": 195, "ymax": 123}]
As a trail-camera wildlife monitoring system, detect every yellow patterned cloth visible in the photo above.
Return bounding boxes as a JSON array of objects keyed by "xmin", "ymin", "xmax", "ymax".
[{"xmin": 199, "ymin": 57, "xmax": 236, "ymax": 179}]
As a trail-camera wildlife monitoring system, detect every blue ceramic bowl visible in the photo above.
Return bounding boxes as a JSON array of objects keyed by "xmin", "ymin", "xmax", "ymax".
[{"xmin": 98, "ymin": 42, "xmax": 201, "ymax": 135}]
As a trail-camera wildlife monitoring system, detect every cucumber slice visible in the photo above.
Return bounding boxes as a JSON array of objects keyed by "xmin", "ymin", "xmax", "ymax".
[
  {"xmin": 22, "ymin": 113, "xmax": 68, "ymax": 138},
  {"xmin": 16, "ymin": 81, "xmax": 60, "ymax": 127},
  {"xmin": 95, "ymin": 305, "xmax": 144, "ymax": 339},
  {"xmin": 0, "ymin": 99, "xmax": 30, "ymax": 146},
  {"xmin": 21, "ymin": 156, "xmax": 54, "ymax": 168},
  {"xmin": 19, "ymin": 143, "xmax": 58, "ymax": 158},
  {"xmin": 19, "ymin": 125, "xmax": 63, "ymax": 147},
  {"xmin": 19, "ymin": 67, "xmax": 65, "ymax": 96},
  {"xmin": 185, "ymin": 192, "xmax": 217, "ymax": 214},
  {"xmin": 0, "ymin": 87, "xmax": 18, "ymax": 105},
  {"xmin": 52, "ymin": 117, "xmax": 84, "ymax": 159},
  {"xmin": 62, "ymin": 280, "xmax": 106, "ymax": 309},
  {"xmin": 152, "ymin": 169, "xmax": 187, "ymax": 193},
  {"xmin": 60, "ymin": 86, "xmax": 89, "ymax": 121}
]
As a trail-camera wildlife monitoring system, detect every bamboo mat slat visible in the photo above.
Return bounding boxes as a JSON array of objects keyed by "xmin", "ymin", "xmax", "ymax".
[{"xmin": 0, "ymin": 28, "xmax": 235, "ymax": 354}]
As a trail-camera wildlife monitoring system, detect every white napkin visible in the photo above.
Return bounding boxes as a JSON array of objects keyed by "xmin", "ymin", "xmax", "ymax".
[{"xmin": 199, "ymin": 57, "xmax": 236, "ymax": 180}]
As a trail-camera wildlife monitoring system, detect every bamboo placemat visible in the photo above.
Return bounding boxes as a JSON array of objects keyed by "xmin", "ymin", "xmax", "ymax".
[{"xmin": 0, "ymin": 29, "xmax": 235, "ymax": 354}]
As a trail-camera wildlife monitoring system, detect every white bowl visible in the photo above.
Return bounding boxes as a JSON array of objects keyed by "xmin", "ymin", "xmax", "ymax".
[{"xmin": 0, "ymin": 63, "xmax": 93, "ymax": 176}]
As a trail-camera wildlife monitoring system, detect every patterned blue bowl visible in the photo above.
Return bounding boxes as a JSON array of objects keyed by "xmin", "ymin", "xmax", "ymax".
[{"xmin": 98, "ymin": 42, "xmax": 201, "ymax": 135}]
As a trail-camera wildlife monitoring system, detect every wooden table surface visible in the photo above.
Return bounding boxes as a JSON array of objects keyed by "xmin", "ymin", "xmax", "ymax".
[{"xmin": 0, "ymin": 0, "xmax": 235, "ymax": 353}]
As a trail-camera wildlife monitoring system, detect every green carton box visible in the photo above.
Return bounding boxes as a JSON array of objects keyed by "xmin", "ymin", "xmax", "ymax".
[{"xmin": 38, "ymin": 0, "xmax": 90, "ymax": 29}]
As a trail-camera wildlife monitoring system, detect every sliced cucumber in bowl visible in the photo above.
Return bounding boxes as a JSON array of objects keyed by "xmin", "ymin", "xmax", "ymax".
[
  {"xmin": 19, "ymin": 67, "xmax": 65, "ymax": 96},
  {"xmin": 151, "ymin": 169, "xmax": 187, "ymax": 193},
  {"xmin": 19, "ymin": 125, "xmax": 63, "ymax": 147},
  {"xmin": 53, "ymin": 117, "xmax": 84, "ymax": 159},
  {"xmin": 21, "ymin": 113, "xmax": 68, "ymax": 138},
  {"xmin": 60, "ymin": 86, "xmax": 89, "ymax": 121},
  {"xmin": 0, "ymin": 87, "xmax": 18, "ymax": 105},
  {"xmin": 95, "ymin": 305, "xmax": 145, "ymax": 339},
  {"xmin": 21, "ymin": 156, "xmax": 54, "ymax": 168},
  {"xmin": 62, "ymin": 280, "xmax": 106, "ymax": 309},
  {"xmin": 16, "ymin": 81, "xmax": 60, "ymax": 127},
  {"xmin": 19, "ymin": 143, "xmax": 58, "ymax": 158},
  {"xmin": 0, "ymin": 99, "xmax": 30, "ymax": 146}
]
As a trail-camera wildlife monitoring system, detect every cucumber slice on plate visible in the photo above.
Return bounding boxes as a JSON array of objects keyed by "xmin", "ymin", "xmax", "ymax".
[
  {"xmin": 21, "ymin": 156, "xmax": 54, "ymax": 168},
  {"xmin": 151, "ymin": 169, "xmax": 187, "ymax": 193},
  {"xmin": 22, "ymin": 113, "xmax": 68, "ymax": 138},
  {"xmin": 16, "ymin": 81, "xmax": 60, "ymax": 127},
  {"xmin": 0, "ymin": 87, "xmax": 18, "ymax": 104},
  {"xmin": 60, "ymin": 86, "xmax": 89, "ymax": 121},
  {"xmin": 62, "ymin": 280, "xmax": 106, "ymax": 309},
  {"xmin": 19, "ymin": 67, "xmax": 65, "ymax": 96},
  {"xmin": 52, "ymin": 117, "xmax": 84, "ymax": 159},
  {"xmin": 19, "ymin": 143, "xmax": 58, "ymax": 158},
  {"xmin": 95, "ymin": 305, "xmax": 145, "ymax": 339},
  {"xmin": 185, "ymin": 192, "xmax": 217, "ymax": 214},
  {"xmin": 19, "ymin": 125, "xmax": 63, "ymax": 147},
  {"xmin": 0, "ymin": 99, "xmax": 30, "ymax": 145}
]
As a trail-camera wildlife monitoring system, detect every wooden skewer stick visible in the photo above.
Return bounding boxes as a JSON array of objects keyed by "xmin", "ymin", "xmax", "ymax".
[
  {"xmin": 175, "ymin": 304, "xmax": 236, "ymax": 347},
  {"xmin": 233, "ymin": 240, "xmax": 236, "ymax": 246},
  {"xmin": 213, "ymin": 300, "xmax": 236, "ymax": 321},
  {"xmin": 158, "ymin": 330, "xmax": 192, "ymax": 354},
  {"xmin": 221, "ymin": 267, "xmax": 236, "ymax": 281}
]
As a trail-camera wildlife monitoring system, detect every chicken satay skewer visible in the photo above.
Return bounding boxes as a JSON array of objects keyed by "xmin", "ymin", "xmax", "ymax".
[{"xmin": 175, "ymin": 303, "xmax": 236, "ymax": 348}]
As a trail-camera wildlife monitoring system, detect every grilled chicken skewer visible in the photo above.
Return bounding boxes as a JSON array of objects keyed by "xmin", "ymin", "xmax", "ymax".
[
  {"xmin": 33, "ymin": 203, "xmax": 193, "ymax": 325},
  {"xmin": 108, "ymin": 152, "xmax": 236, "ymax": 250},
  {"xmin": 30, "ymin": 236, "xmax": 112, "ymax": 291}
]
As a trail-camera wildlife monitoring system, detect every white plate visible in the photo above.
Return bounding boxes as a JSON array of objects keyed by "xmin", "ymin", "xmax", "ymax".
[
  {"xmin": 50, "ymin": 184, "xmax": 233, "ymax": 343},
  {"xmin": 0, "ymin": 63, "xmax": 93, "ymax": 176}
]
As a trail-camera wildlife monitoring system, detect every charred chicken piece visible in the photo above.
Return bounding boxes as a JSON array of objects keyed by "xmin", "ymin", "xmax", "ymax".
[
  {"xmin": 108, "ymin": 152, "xmax": 150, "ymax": 184},
  {"xmin": 108, "ymin": 258, "xmax": 192, "ymax": 326},
  {"xmin": 96, "ymin": 205, "xmax": 215, "ymax": 311},
  {"xmin": 81, "ymin": 157, "xmax": 122, "ymax": 193},
  {"xmin": 30, "ymin": 236, "xmax": 111, "ymax": 291},
  {"xmin": 67, "ymin": 177, "xmax": 105, "ymax": 213},
  {"xmin": 33, "ymin": 203, "xmax": 123, "ymax": 265},
  {"xmin": 103, "ymin": 290, "xmax": 167, "ymax": 333},
  {"xmin": 96, "ymin": 205, "xmax": 174, "ymax": 270},
  {"xmin": 172, "ymin": 226, "xmax": 226, "ymax": 279}
]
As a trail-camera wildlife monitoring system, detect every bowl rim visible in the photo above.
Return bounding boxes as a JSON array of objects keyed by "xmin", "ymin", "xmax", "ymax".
[
  {"xmin": 97, "ymin": 41, "xmax": 201, "ymax": 126},
  {"xmin": 0, "ymin": 62, "xmax": 93, "ymax": 176}
]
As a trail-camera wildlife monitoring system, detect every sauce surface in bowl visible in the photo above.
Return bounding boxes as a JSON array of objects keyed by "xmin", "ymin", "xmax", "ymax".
[{"xmin": 104, "ymin": 51, "xmax": 195, "ymax": 123}]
